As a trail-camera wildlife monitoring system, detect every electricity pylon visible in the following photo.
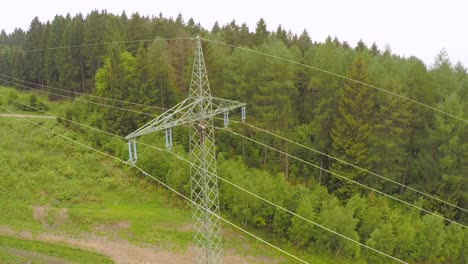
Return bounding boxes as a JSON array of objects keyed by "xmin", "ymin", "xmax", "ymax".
[{"xmin": 125, "ymin": 36, "xmax": 246, "ymax": 264}]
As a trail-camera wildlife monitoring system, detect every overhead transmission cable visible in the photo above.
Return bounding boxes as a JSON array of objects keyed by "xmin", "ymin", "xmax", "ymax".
[
  {"xmin": 0, "ymin": 77, "xmax": 155, "ymax": 117},
  {"xmin": 136, "ymin": 140, "xmax": 408, "ymax": 263},
  {"xmin": 0, "ymin": 73, "xmax": 167, "ymax": 111},
  {"xmin": 215, "ymin": 126, "xmax": 467, "ymax": 229},
  {"xmin": 228, "ymin": 119, "xmax": 468, "ymax": 213},
  {"xmin": 0, "ymin": 75, "xmax": 466, "ymax": 219},
  {"xmin": 0, "ymin": 96, "xmax": 408, "ymax": 264},
  {"xmin": 2, "ymin": 33, "xmax": 466, "ymax": 208},
  {"xmin": 0, "ymin": 104, "xmax": 310, "ymax": 264},
  {"xmin": 2, "ymin": 34, "xmax": 464, "ymax": 123},
  {"xmin": 0, "ymin": 37, "xmax": 194, "ymax": 55},
  {"xmin": 201, "ymin": 38, "xmax": 468, "ymax": 124},
  {"xmin": 1, "ymin": 73, "xmax": 465, "ymax": 214}
]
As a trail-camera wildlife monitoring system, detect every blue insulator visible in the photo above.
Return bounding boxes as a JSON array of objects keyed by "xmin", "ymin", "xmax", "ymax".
[
  {"xmin": 169, "ymin": 128, "xmax": 173, "ymax": 148},
  {"xmin": 127, "ymin": 140, "xmax": 133, "ymax": 161},
  {"xmin": 165, "ymin": 128, "xmax": 173, "ymax": 150},
  {"xmin": 241, "ymin": 106, "xmax": 246, "ymax": 122},
  {"xmin": 127, "ymin": 139, "xmax": 137, "ymax": 165},
  {"xmin": 224, "ymin": 112, "xmax": 229, "ymax": 128},
  {"xmin": 132, "ymin": 140, "xmax": 138, "ymax": 160}
]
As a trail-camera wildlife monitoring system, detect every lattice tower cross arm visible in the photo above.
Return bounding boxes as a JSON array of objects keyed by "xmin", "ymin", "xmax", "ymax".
[{"xmin": 125, "ymin": 36, "xmax": 245, "ymax": 264}]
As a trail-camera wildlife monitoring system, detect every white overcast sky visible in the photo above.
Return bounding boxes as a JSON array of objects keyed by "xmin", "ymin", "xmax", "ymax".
[{"xmin": 1, "ymin": 0, "xmax": 467, "ymax": 67}]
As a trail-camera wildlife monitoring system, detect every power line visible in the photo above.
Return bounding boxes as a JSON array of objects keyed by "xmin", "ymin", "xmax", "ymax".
[
  {"xmin": 2, "ymin": 76, "xmax": 464, "ymax": 218},
  {"xmin": 0, "ymin": 37, "xmax": 194, "ymax": 55},
  {"xmin": 2, "ymin": 77, "xmax": 464, "ymax": 221},
  {"xmin": 0, "ymin": 77, "xmax": 155, "ymax": 117},
  {"xmin": 0, "ymin": 95, "xmax": 408, "ymax": 263},
  {"xmin": 0, "ymin": 73, "xmax": 167, "ymax": 111},
  {"xmin": 230, "ymin": 120, "xmax": 468, "ymax": 213},
  {"xmin": 216, "ymin": 126, "xmax": 467, "ymax": 229},
  {"xmin": 3, "ymin": 34, "xmax": 464, "ymax": 124},
  {"xmin": 201, "ymin": 38, "xmax": 468, "ymax": 124},
  {"xmin": 2, "ymin": 32, "xmax": 462, "ymax": 123},
  {"xmin": 2, "ymin": 34, "xmax": 466, "ymax": 207},
  {"xmin": 0, "ymin": 105, "xmax": 310, "ymax": 264},
  {"xmin": 136, "ymin": 142, "xmax": 408, "ymax": 263},
  {"xmin": 2, "ymin": 73, "xmax": 464, "ymax": 214}
]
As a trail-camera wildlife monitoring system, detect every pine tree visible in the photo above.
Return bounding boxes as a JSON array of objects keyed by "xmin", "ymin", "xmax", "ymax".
[
  {"xmin": 220, "ymin": 20, "xmax": 240, "ymax": 46},
  {"xmin": 295, "ymin": 29, "xmax": 312, "ymax": 54},
  {"xmin": 254, "ymin": 18, "xmax": 269, "ymax": 46},
  {"xmin": 355, "ymin": 39, "xmax": 367, "ymax": 52},
  {"xmin": 25, "ymin": 17, "xmax": 46, "ymax": 86},
  {"xmin": 239, "ymin": 23, "xmax": 252, "ymax": 46},
  {"xmin": 146, "ymin": 39, "xmax": 178, "ymax": 108},
  {"xmin": 211, "ymin": 21, "xmax": 220, "ymax": 34},
  {"xmin": 329, "ymin": 55, "xmax": 375, "ymax": 199}
]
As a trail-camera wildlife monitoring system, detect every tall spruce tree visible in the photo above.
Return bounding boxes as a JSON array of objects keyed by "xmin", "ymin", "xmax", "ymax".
[
  {"xmin": 254, "ymin": 18, "xmax": 268, "ymax": 46},
  {"xmin": 329, "ymin": 55, "xmax": 375, "ymax": 199},
  {"xmin": 25, "ymin": 17, "xmax": 45, "ymax": 86}
]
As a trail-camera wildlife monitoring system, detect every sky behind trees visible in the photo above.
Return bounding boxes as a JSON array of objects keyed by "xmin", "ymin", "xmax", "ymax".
[{"xmin": 0, "ymin": 0, "xmax": 467, "ymax": 67}]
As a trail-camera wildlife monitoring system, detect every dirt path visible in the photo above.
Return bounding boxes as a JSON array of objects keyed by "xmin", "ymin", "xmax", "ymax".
[
  {"xmin": 0, "ymin": 246, "xmax": 70, "ymax": 264},
  {"xmin": 0, "ymin": 114, "xmax": 55, "ymax": 119},
  {"xmin": 0, "ymin": 226, "xmax": 269, "ymax": 264}
]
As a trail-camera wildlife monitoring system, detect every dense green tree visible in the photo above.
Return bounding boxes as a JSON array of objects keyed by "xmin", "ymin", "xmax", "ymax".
[
  {"xmin": 392, "ymin": 216, "xmax": 416, "ymax": 260},
  {"xmin": 44, "ymin": 15, "xmax": 67, "ymax": 96},
  {"xmin": 288, "ymin": 196, "xmax": 318, "ymax": 248},
  {"xmin": 295, "ymin": 29, "xmax": 312, "ymax": 54},
  {"xmin": 167, "ymin": 34, "xmax": 193, "ymax": 94},
  {"xmin": 24, "ymin": 17, "xmax": 46, "ymax": 86},
  {"xmin": 366, "ymin": 54, "xmax": 412, "ymax": 193},
  {"xmin": 220, "ymin": 20, "xmax": 240, "ymax": 46},
  {"xmin": 254, "ymin": 18, "xmax": 268, "ymax": 45},
  {"xmin": 442, "ymin": 224, "xmax": 465, "ymax": 263},
  {"xmin": 399, "ymin": 57, "xmax": 435, "ymax": 197},
  {"xmin": 211, "ymin": 21, "xmax": 220, "ymax": 34},
  {"xmin": 370, "ymin": 42, "xmax": 380, "ymax": 56},
  {"xmin": 251, "ymin": 39, "xmax": 298, "ymax": 177},
  {"xmin": 126, "ymin": 12, "xmax": 151, "ymax": 54},
  {"xmin": 355, "ymin": 39, "xmax": 367, "ymax": 52},
  {"xmin": 428, "ymin": 92, "xmax": 467, "ymax": 218},
  {"xmin": 292, "ymin": 38, "xmax": 352, "ymax": 184},
  {"xmin": 366, "ymin": 223, "xmax": 396, "ymax": 263},
  {"xmin": 8, "ymin": 28, "xmax": 26, "ymax": 46},
  {"xmin": 329, "ymin": 55, "xmax": 375, "ymax": 198},
  {"xmin": 0, "ymin": 29, "xmax": 8, "ymax": 45},
  {"xmin": 145, "ymin": 39, "xmax": 179, "ymax": 108},
  {"xmin": 317, "ymin": 196, "xmax": 361, "ymax": 258},
  {"xmin": 238, "ymin": 23, "xmax": 252, "ymax": 46},
  {"xmin": 94, "ymin": 48, "xmax": 138, "ymax": 135},
  {"xmin": 11, "ymin": 47, "xmax": 26, "ymax": 82},
  {"xmin": 411, "ymin": 215, "xmax": 446, "ymax": 262},
  {"xmin": 82, "ymin": 10, "xmax": 124, "ymax": 85},
  {"xmin": 275, "ymin": 25, "xmax": 288, "ymax": 45}
]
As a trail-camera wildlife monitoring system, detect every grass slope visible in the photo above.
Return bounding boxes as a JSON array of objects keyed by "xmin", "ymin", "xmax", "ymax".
[
  {"xmin": 0, "ymin": 116, "xmax": 193, "ymax": 247},
  {"xmin": 0, "ymin": 235, "xmax": 112, "ymax": 263}
]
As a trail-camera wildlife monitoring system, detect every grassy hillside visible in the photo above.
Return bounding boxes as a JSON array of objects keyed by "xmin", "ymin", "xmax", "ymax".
[
  {"xmin": 0, "ymin": 235, "xmax": 112, "ymax": 263},
  {"xmin": 0, "ymin": 110, "xmax": 197, "ymax": 262}
]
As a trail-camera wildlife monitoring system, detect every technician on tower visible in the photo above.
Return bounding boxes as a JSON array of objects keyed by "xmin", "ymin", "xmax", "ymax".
[{"xmin": 197, "ymin": 120, "xmax": 206, "ymax": 144}]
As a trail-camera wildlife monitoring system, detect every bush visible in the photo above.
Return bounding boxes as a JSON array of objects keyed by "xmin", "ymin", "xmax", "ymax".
[
  {"xmin": 22, "ymin": 95, "xmax": 48, "ymax": 111},
  {"xmin": 7, "ymin": 90, "xmax": 19, "ymax": 106}
]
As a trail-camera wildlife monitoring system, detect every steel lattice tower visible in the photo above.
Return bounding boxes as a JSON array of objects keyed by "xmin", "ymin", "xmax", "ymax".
[{"xmin": 125, "ymin": 36, "xmax": 245, "ymax": 264}]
